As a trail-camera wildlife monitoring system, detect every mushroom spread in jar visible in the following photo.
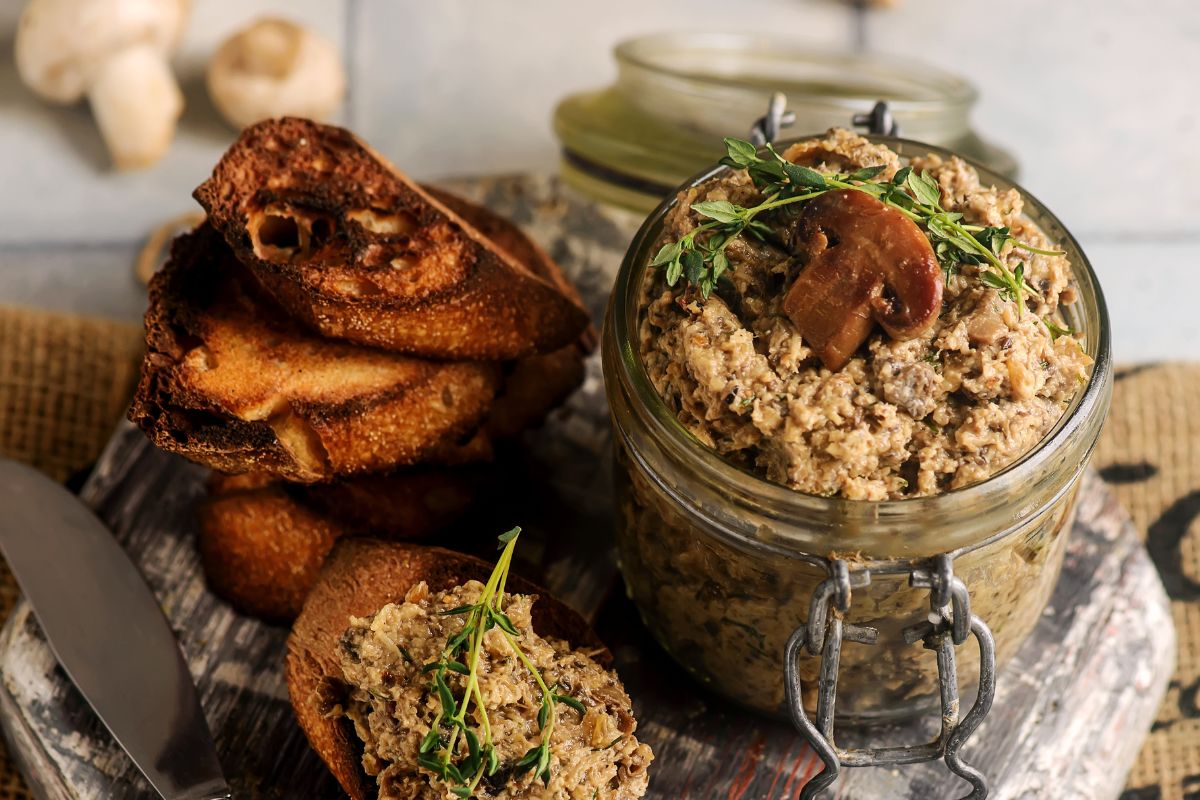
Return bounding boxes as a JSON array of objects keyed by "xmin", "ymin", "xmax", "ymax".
[
  {"xmin": 607, "ymin": 128, "xmax": 1109, "ymax": 719},
  {"xmin": 641, "ymin": 129, "xmax": 1091, "ymax": 500}
]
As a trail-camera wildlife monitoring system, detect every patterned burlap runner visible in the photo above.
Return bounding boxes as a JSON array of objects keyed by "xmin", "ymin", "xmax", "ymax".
[{"xmin": 0, "ymin": 305, "xmax": 1188, "ymax": 799}]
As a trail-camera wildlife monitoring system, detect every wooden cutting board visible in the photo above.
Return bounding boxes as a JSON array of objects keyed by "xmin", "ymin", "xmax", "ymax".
[{"xmin": 0, "ymin": 176, "xmax": 1176, "ymax": 799}]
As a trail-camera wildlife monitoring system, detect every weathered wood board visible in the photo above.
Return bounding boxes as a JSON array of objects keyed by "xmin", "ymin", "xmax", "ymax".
[{"xmin": 0, "ymin": 176, "xmax": 1177, "ymax": 799}]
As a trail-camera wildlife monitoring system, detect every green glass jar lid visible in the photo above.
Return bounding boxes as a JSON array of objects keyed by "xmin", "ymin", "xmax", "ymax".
[{"xmin": 554, "ymin": 32, "xmax": 1017, "ymax": 212}]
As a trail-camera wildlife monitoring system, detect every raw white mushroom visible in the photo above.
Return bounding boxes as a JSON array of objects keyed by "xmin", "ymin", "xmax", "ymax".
[
  {"xmin": 207, "ymin": 17, "xmax": 345, "ymax": 130},
  {"xmin": 15, "ymin": 0, "xmax": 189, "ymax": 170}
]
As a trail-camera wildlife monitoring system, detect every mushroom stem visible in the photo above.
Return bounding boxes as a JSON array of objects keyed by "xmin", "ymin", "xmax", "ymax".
[{"xmin": 87, "ymin": 42, "xmax": 183, "ymax": 170}]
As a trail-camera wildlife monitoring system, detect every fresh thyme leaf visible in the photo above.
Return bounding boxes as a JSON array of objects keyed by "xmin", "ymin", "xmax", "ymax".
[
  {"xmin": 434, "ymin": 672, "xmax": 457, "ymax": 717},
  {"xmin": 444, "ymin": 660, "xmax": 471, "ymax": 675},
  {"xmin": 515, "ymin": 745, "xmax": 543, "ymax": 771},
  {"xmin": 690, "ymin": 199, "xmax": 743, "ymax": 224},
  {"xmin": 493, "ymin": 610, "xmax": 521, "ymax": 636},
  {"xmin": 847, "ymin": 164, "xmax": 886, "ymax": 182},
  {"xmin": 440, "ymin": 605, "xmax": 474, "ymax": 616},
  {"xmin": 446, "ymin": 627, "xmax": 473, "ymax": 652},
  {"xmin": 973, "ymin": 225, "xmax": 1010, "ymax": 256},
  {"xmin": 594, "ymin": 735, "xmax": 625, "ymax": 752},
  {"xmin": 892, "ymin": 165, "xmax": 912, "ymax": 186},
  {"xmin": 720, "ymin": 136, "xmax": 759, "ymax": 167},
  {"xmin": 979, "ymin": 270, "xmax": 1011, "ymax": 293},
  {"xmin": 486, "ymin": 745, "xmax": 500, "ymax": 775},
  {"xmin": 783, "ymin": 162, "xmax": 828, "ymax": 190},
  {"xmin": 1043, "ymin": 318, "xmax": 1076, "ymax": 340},
  {"xmin": 651, "ymin": 240, "xmax": 681, "ymax": 267},
  {"xmin": 555, "ymin": 694, "xmax": 587, "ymax": 715},
  {"xmin": 497, "ymin": 526, "xmax": 520, "ymax": 545},
  {"xmin": 537, "ymin": 697, "xmax": 551, "ymax": 729},
  {"xmin": 711, "ymin": 250, "xmax": 730, "ymax": 282},
  {"xmin": 418, "ymin": 753, "xmax": 446, "ymax": 774},
  {"xmin": 664, "ymin": 257, "xmax": 683, "ymax": 287},
  {"xmin": 905, "ymin": 170, "xmax": 942, "ymax": 207},
  {"xmin": 465, "ymin": 728, "xmax": 481, "ymax": 761},
  {"xmin": 420, "ymin": 728, "xmax": 441, "ymax": 754},
  {"xmin": 682, "ymin": 250, "xmax": 704, "ymax": 287}
]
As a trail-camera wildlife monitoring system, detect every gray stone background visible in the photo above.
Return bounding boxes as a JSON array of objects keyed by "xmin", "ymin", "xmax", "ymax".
[{"xmin": 0, "ymin": 0, "xmax": 1193, "ymax": 363}]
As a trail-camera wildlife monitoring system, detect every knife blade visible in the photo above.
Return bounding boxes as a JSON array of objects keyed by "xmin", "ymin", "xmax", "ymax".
[{"xmin": 0, "ymin": 459, "xmax": 230, "ymax": 800}]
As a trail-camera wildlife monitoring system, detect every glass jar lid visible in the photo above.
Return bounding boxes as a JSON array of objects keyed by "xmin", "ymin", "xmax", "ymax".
[{"xmin": 554, "ymin": 32, "xmax": 1018, "ymax": 211}]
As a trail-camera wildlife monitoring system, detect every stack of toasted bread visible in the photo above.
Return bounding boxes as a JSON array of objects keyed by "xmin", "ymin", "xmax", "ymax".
[{"xmin": 130, "ymin": 118, "xmax": 595, "ymax": 622}]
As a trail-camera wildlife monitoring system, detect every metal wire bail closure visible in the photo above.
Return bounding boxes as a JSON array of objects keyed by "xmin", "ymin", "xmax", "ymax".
[
  {"xmin": 784, "ymin": 554, "xmax": 997, "ymax": 799},
  {"xmin": 751, "ymin": 95, "xmax": 995, "ymax": 796}
]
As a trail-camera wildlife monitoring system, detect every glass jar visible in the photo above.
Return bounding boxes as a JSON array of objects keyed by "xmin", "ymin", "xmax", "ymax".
[
  {"xmin": 602, "ymin": 137, "xmax": 1112, "ymax": 723},
  {"xmin": 554, "ymin": 32, "xmax": 1018, "ymax": 213}
]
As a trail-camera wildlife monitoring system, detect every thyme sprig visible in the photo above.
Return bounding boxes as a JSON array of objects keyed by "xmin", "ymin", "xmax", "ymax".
[
  {"xmin": 1043, "ymin": 318, "xmax": 1077, "ymax": 341},
  {"xmin": 416, "ymin": 527, "xmax": 583, "ymax": 797},
  {"xmin": 654, "ymin": 137, "xmax": 1064, "ymax": 315}
]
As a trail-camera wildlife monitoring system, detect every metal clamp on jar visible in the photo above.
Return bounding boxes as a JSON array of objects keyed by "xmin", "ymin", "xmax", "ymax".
[
  {"xmin": 603, "ymin": 96, "xmax": 1112, "ymax": 798},
  {"xmin": 768, "ymin": 97, "xmax": 992, "ymax": 799}
]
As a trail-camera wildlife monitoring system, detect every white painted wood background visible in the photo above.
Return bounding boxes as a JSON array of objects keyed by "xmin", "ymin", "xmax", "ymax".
[{"xmin": 0, "ymin": 0, "xmax": 1195, "ymax": 363}]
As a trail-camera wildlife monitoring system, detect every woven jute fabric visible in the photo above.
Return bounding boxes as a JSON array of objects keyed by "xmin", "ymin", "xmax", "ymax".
[
  {"xmin": 0, "ymin": 305, "xmax": 141, "ymax": 800},
  {"xmin": 0, "ymin": 304, "xmax": 1194, "ymax": 797}
]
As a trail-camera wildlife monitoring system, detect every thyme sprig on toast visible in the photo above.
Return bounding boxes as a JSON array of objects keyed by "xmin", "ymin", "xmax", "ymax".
[
  {"xmin": 654, "ymin": 137, "xmax": 1064, "ymax": 316},
  {"xmin": 417, "ymin": 527, "xmax": 583, "ymax": 797}
]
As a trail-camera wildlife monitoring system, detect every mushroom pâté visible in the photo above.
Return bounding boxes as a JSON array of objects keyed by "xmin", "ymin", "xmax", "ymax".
[
  {"xmin": 206, "ymin": 17, "xmax": 345, "ymax": 130},
  {"xmin": 15, "ymin": 0, "xmax": 189, "ymax": 170},
  {"xmin": 783, "ymin": 189, "xmax": 943, "ymax": 371}
]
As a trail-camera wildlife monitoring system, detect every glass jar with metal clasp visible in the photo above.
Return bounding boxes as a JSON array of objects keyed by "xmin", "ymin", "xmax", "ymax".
[{"xmin": 602, "ymin": 105, "xmax": 1111, "ymax": 796}]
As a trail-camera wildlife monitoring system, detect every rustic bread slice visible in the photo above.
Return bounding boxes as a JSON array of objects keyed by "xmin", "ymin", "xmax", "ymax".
[
  {"xmin": 286, "ymin": 539, "xmax": 607, "ymax": 800},
  {"xmin": 426, "ymin": 186, "xmax": 595, "ymax": 439},
  {"xmin": 199, "ymin": 470, "xmax": 476, "ymax": 621},
  {"xmin": 194, "ymin": 117, "xmax": 590, "ymax": 360},
  {"xmin": 129, "ymin": 224, "xmax": 500, "ymax": 482}
]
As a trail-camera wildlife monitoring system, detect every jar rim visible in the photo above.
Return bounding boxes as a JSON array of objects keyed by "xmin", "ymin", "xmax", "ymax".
[
  {"xmin": 604, "ymin": 133, "xmax": 1113, "ymax": 552},
  {"xmin": 613, "ymin": 32, "xmax": 978, "ymax": 112}
]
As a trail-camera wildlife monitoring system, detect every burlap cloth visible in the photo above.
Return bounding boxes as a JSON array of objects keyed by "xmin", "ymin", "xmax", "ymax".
[{"xmin": 0, "ymin": 304, "xmax": 1190, "ymax": 799}]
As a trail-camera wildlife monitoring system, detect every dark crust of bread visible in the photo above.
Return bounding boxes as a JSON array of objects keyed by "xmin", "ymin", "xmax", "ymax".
[
  {"xmin": 195, "ymin": 117, "xmax": 590, "ymax": 360},
  {"xmin": 424, "ymin": 186, "xmax": 598, "ymax": 357},
  {"xmin": 199, "ymin": 469, "xmax": 477, "ymax": 622},
  {"xmin": 286, "ymin": 539, "xmax": 609, "ymax": 800},
  {"xmin": 128, "ymin": 225, "xmax": 500, "ymax": 482}
]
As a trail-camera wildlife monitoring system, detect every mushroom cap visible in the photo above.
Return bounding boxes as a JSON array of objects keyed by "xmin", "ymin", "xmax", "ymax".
[
  {"xmin": 206, "ymin": 17, "xmax": 346, "ymax": 130},
  {"xmin": 15, "ymin": 0, "xmax": 189, "ymax": 103},
  {"xmin": 784, "ymin": 189, "xmax": 943, "ymax": 371}
]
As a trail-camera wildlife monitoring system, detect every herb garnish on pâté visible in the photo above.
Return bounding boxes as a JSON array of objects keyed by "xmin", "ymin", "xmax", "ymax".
[
  {"xmin": 654, "ymin": 137, "xmax": 1065, "ymax": 317},
  {"xmin": 417, "ymin": 527, "xmax": 585, "ymax": 797}
]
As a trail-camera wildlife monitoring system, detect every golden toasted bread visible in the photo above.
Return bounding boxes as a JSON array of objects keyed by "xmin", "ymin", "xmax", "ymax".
[
  {"xmin": 427, "ymin": 187, "xmax": 595, "ymax": 439},
  {"xmin": 194, "ymin": 117, "xmax": 590, "ymax": 360},
  {"xmin": 285, "ymin": 538, "xmax": 607, "ymax": 800},
  {"xmin": 129, "ymin": 224, "xmax": 500, "ymax": 482},
  {"xmin": 199, "ymin": 470, "xmax": 475, "ymax": 621}
]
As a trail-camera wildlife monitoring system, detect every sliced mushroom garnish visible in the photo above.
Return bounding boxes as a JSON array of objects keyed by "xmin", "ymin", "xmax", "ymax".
[{"xmin": 783, "ymin": 189, "xmax": 943, "ymax": 371}]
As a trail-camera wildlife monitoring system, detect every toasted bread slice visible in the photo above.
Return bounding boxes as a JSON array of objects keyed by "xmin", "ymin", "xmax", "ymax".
[
  {"xmin": 194, "ymin": 117, "xmax": 590, "ymax": 360},
  {"xmin": 424, "ymin": 185, "xmax": 598, "ymax": 354},
  {"xmin": 199, "ymin": 470, "xmax": 475, "ymax": 621},
  {"xmin": 286, "ymin": 539, "xmax": 607, "ymax": 800},
  {"xmin": 427, "ymin": 187, "xmax": 595, "ymax": 439},
  {"xmin": 129, "ymin": 224, "xmax": 500, "ymax": 482}
]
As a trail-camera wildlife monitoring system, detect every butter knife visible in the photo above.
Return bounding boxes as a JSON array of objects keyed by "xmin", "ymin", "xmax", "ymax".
[{"xmin": 0, "ymin": 459, "xmax": 231, "ymax": 800}]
